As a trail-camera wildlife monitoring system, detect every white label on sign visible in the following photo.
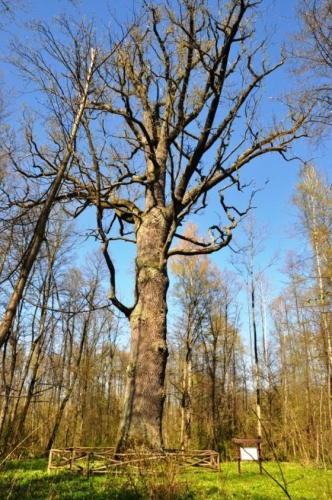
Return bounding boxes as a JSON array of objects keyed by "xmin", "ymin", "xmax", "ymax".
[{"xmin": 240, "ymin": 447, "xmax": 258, "ymax": 461}]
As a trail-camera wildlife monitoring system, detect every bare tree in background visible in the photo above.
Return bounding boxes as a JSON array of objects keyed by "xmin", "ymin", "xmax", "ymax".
[
  {"xmin": 291, "ymin": 0, "xmax": 332, "ymax": 136},
  {"xmin": 0, "ymin": 43, "xmax": 97, "ymax": 350}
]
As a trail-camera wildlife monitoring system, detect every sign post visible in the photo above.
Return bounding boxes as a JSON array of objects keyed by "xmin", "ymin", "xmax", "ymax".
[{"xmin": 232, "ymin": 438, "xmax": 263, "ymax": 474}]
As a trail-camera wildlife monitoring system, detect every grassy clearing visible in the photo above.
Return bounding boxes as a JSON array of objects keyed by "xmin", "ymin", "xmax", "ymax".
[{"xmin": 0, "ymin": 459, "xmax": 331, "ymax": 499}]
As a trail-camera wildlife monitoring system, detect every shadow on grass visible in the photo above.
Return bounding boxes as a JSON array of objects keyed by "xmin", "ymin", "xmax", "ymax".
[
  {"xmin": 4, "ymin": 458, "xmax": 327, "ymax": 499},
  {"xmin": 0, "ymin": 459, "xmax": 195, "ymax": 500},
  {"xmin": 1, "ymin": 458, "xmax": 47, "ymax": 472},
  {"xmin": 0, "ymin": 471, "xmax": 146, "ymax": 499}
]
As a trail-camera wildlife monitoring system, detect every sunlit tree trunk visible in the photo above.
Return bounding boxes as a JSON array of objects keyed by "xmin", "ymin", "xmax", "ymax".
[
  {"xmin": 9, "ymin": 280, "xmax": 51, "ymax": 450},
  {"xmin": 293, "ymin": 165, "xmax": 332, "ymax": 426},
  {"xmin": 180, "ymin": 342, "xmax": 192, "ymax": 451},
  {"xmin": 116, "ymin": 208, "xmax": 170, "ymax": 451},
  {"xmin": 0, "ymin": 49, "xmax": 97, "ymax": 350}
]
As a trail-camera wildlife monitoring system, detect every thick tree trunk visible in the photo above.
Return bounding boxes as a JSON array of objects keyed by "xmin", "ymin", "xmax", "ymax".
[{"xmin": 116, "ymin": 207, "xmax": 170, "ymax": 451}]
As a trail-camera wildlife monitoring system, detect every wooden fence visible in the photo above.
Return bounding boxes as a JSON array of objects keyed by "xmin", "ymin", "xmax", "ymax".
[{"xmin": 48, "ymin": 447, "xmax": 220, "ymax": 474}]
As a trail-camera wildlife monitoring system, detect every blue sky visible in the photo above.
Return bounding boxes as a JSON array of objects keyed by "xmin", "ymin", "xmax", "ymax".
[{"xmin": 1, "ymin": 0, "xmax": 330, "ymax": 321}]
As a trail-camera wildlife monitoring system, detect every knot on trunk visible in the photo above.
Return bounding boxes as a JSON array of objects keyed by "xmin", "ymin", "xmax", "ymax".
[
  {"xmin": 126, "ymin": 362, "xmax": 136, "ymax": 377},
  {"xmin": 154, "ymin": 342, "xmax": 168, "ymax": 357}
]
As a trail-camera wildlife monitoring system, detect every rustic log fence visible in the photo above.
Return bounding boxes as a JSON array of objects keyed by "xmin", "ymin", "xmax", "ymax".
[{"xmin": 48, "ymin": 447, "xmax": 220, "ymax": 474}]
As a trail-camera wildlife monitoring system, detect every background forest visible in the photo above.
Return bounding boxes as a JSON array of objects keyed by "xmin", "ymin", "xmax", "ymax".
[{"xmin": 1, "ymin": 0, "xmax": 332, "ymax": 466}]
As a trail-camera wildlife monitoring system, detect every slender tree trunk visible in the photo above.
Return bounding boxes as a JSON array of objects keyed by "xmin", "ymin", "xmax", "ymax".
[
  {"xmin": 180, "ymin": 345, "xmax": 192, "ymax": 451},
  {"xmin": 116, "ymin": 208, "xmax": 170, "ymax": 451},
  {"xmin": 45, "ymin": 308, "xmax": 89, "ymax": 452},
  {"xmin": 10, "ymin": 273, "xmax": 52, "ymax": 448},
  {"xmin": 0, "ymin": 49, "xmax": 96, "ymax": 350},
  {"xmin": 211, "ymin": 338, "xmax": 218, "ymax": 451},
  {"xmin": 251, "ymin": 277, "xmax": 261, "ymax": 439},
  {"xmin": 312, "ymin": 231, "xmax": 332, "ymax": 409}
]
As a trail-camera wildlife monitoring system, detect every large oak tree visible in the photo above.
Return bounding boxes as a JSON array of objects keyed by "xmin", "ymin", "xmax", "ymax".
[{"xmin": 0, "ymin": 0, "xmax": 309, "ymax": 451}]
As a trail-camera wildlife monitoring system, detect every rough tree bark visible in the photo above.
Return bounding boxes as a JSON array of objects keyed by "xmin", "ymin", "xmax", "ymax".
[{"xmin": 116, "ymin": 206, "xmax": 171, "ymax": 450}]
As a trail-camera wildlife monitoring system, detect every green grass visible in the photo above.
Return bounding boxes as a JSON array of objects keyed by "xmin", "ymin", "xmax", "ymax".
[{"xmin": 0, "ymin": 459, "xmax": 331, "ymax": 499}]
